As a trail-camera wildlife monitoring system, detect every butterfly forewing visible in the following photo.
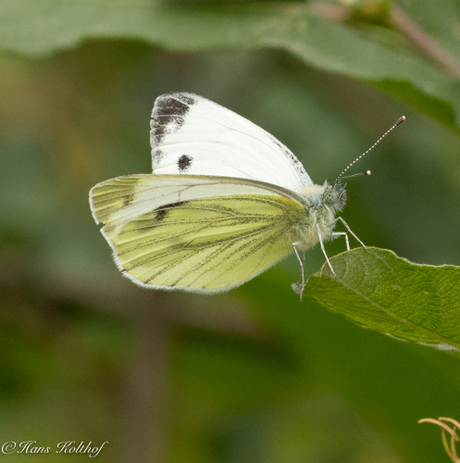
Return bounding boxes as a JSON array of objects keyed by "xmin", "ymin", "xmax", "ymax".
[{"xmin": 150, "ymin": 93, "xmax": 313, "ymax": 191}]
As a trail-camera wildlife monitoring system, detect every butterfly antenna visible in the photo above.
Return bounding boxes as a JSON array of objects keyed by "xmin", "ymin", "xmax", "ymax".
[
  {"xmin": 340, "ymin": 170, "xmax": 372, "ymax": 180},
  {"xmin": 335, "ymin": 116, "xmax": 405, "ymax": 183}
]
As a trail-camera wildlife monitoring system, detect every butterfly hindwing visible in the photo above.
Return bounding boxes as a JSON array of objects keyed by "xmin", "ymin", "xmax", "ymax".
[
  {"xmin": 116, "ymin": 195, "xmax": 305, "ymax": 292},
  {"xmin": 150, "ymin": 93, "xmax": 313, "ymax": 191}
]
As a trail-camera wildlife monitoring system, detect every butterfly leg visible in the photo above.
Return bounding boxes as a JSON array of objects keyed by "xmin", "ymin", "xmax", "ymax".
[
  {"xmin": 316, "ymin": 223, "xmax": 337, "ymax": 277},
  {"xmin": 331, "ymin": 231, "xmax": 350, "ymax": 251},
  {"xmin": 291, "ymin": 243, "xmax": 306, "ymax": 301},
  {"xmin": 336, "ymin": 217, "xmax": 366, "ymax": 248}
]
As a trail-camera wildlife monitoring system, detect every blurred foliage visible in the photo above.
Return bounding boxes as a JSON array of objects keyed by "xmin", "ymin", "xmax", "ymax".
[{"xmin": 1, "ymin": 1, "xmax": 460, "ymax": 462}]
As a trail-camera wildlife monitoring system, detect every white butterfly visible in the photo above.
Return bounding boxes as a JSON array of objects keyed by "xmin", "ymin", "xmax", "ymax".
[{"xmin": 89, "ymin": 93, "xmax": 402, "ymax": 299}]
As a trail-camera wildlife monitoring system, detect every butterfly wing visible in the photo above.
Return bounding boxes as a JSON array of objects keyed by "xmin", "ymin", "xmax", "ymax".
[
  {"xmin": 90, "ymin": 175, "xmax": 307, "ymax": 293},
  {"xmin": 150, "ymin": 93, "xmax": 313, "ymax": 191}
]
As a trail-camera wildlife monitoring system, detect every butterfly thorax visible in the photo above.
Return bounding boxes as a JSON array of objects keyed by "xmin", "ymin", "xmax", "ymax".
[{"xmin": 291, "ymin": 181, "xmax": 347, "ymax": 250}]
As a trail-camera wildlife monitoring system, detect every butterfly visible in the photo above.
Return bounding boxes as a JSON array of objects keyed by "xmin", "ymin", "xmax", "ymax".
[{"xmin": 89, "ymin": 93, "xmax": 403, "ymax": 299}]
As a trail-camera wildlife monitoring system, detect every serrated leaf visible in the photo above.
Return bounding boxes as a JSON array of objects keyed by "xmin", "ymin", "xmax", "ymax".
[{"xmin": 304, "ymin": 247, "xmax": 460, "ymax": 352}]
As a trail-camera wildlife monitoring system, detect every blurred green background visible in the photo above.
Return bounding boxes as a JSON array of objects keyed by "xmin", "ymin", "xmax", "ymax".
[{"xmin": 2, "ymin": 1, "xmax": 460, "ymax": 462}]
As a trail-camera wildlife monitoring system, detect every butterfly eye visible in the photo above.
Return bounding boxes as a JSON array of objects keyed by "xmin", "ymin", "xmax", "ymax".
[
  {"xmin": 323, "ymin": 187, "xmax": 338, "ymax": 206},
  {"xmin": 323, "ymin": 184, "xmax": 347, "ymax": 211}
]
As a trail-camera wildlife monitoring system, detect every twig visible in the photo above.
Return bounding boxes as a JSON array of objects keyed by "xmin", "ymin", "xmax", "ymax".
[
  {"xmin": 390, "ymin": 6, "xmax": 460, "ymax": 79},
  {"xmin": 309, "ymin": 2, "xmax": 460, "ymax": 80}
]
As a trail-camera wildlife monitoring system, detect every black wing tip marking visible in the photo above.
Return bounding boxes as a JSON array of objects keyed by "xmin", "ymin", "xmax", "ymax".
[
  {"xmin": 157, "ymin": 92, "xmax": 197, "ymax": 106},
  {"xmin": 150, "ymin": 93, "xmax": 198, "ymax": 144},
  {"xmin": 152, "ymin": 148, "xmax": 164, "ymax": 169}
]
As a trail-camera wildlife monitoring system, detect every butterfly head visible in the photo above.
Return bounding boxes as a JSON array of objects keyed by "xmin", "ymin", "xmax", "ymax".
[{"xmin": 323, "ymin": 181, "xmax": 347, "ymax": 213}]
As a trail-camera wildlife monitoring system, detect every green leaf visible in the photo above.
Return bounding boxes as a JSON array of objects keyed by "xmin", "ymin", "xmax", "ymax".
[
  {"xmin": 304, "ymin": 247, "xmax": 460, "ymax": 352},
  {"xmin": 2, "ymin": 1, "xmax": 460, "ymax": 130}
]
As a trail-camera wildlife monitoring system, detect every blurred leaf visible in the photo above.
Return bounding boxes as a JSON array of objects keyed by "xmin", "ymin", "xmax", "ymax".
[
  {"xmin": 2, "ymin": 1, "xmax": 460, "ymax": 130},
  {"xmin": 304, "ymin": 247, "xmax": 460, "ymax": 351}
]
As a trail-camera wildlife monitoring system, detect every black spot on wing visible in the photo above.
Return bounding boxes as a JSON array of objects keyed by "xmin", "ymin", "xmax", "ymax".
[
  {"xmin": 150, "ymin": 93, "xmax": 196, "ymax": 145},
  {"xmin": 178, "ymin": 154, "xmax": 192, "ymax": 172},
  {"xmin": 155, "ymin": 201, "xmax": 186, "ymax": 221}
]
